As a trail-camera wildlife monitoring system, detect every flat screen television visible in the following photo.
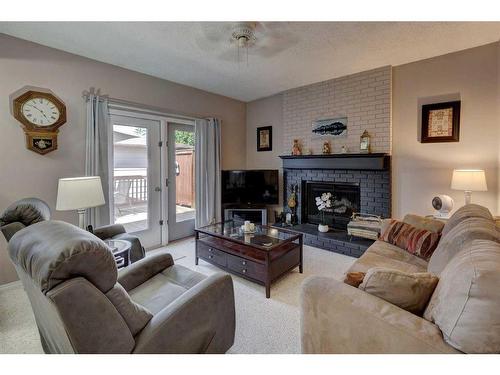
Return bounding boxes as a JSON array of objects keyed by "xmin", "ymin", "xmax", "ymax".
[{"xmin": 222, "ymin": 169, "xmax": 279, "ymax": 206}]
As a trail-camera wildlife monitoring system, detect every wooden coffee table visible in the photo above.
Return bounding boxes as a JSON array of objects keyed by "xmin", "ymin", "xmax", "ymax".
[{"xmin": 195, "ymin": 220, "xmax": 303, "ymax": 298}]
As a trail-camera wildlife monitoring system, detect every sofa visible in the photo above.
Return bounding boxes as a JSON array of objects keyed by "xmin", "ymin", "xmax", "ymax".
[
  {"xmin": 0, "ymin": 197, "xmax": 145, "ymax": 263},
  {"xmin": 301, "ymin": 204, "xmax": 500, "ymax": 354},
  {"xmin": 8, "ymin": 220, "xmax": 236, "ymax": 353}
]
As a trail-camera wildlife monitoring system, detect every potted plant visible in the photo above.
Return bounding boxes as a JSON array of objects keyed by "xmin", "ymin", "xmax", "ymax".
[{"xmin": 315, "ymin": 192, "xmax": 332, "ymax": 233}]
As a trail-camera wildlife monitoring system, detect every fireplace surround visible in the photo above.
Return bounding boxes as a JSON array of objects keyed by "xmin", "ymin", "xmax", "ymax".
[{"xmin": 278, "ymin": 153, "xmax": 391, "ymax": 257}]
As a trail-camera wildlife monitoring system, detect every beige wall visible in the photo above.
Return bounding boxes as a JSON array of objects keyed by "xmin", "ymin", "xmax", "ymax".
[
  {"xmin": 392, "ymin": 42, "xmax": 499, "ymax": 218},
  {"xmin": 248, "ymin": 42, "xmax": 500, "ymax": 221},
  {"xmin": 246, "ymin": 94, "xmax": 284, "ymax": 214},
  {"xmin": 0, "ymin": 34, "xmax": 246, "ymax": 285}
]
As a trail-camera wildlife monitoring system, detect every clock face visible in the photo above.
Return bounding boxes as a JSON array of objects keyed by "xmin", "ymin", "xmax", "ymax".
[{"xmin": 21, "ymin": 97, "xmax": 61, "ymax": 127}]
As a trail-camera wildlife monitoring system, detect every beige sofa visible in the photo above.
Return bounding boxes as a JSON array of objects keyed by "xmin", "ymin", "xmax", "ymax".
[{"xmin": 301, "ymin": 204, "xmax": 500, "ymax": 354}]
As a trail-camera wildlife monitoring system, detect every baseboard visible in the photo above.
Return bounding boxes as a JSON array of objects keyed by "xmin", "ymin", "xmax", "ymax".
[{"xmin": 0, "ymin": 279, "xmax": 22, "ymax": 291}]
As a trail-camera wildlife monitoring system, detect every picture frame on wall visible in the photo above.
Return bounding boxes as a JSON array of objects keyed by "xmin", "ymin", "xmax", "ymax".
[
  {"xmin": 257, "ymin": 126, "xmax": 272, "ymax": 151},
  {"xmin": 421, "ymin": 100, "xmax": 461, "ymax": 143}
]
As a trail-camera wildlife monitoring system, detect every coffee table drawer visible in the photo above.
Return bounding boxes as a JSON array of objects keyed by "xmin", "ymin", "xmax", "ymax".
[
  {"xmin": 226, "ymin": 253, "xmax": 265, "ymax": 281},
  {"xmin": 197, "ymin": 241, "xmax": 226, "ymax": 267}
]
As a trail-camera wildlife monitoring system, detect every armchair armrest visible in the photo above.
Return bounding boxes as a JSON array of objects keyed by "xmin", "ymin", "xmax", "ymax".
[
  {"xmin": 118, "ymin": 252, "xmax": 174, "ymax": 291},
  {"xmin": 93, "ymin": 224, "xmax": 126, "ymax": 240},
  {"xmin": 300, "ymin": 276, "xmax": 460, "ymax": 354},
  {"xmin": 133, "ymin": 273, "xmax": 235, "ymax": 354},
  {"xmin": 1, "ymin": 222, "xmax": 26, "ymax": 242}
]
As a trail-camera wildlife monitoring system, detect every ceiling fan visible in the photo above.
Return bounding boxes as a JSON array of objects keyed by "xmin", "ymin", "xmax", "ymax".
[{"xmin": 196, "ymin": 22, "xmax": 299, "ymax": 64}]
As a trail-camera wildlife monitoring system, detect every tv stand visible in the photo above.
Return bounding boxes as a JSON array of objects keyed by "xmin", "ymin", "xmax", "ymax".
[{"xmin": 223, "ymin": 207, "xmax": 267, "ymax": 225}]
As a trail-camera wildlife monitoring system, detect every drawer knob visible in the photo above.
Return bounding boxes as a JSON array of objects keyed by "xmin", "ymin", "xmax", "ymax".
[
  {"xmin": 208, "ymin": 255, "xmax": 213, "ymax": 259},
  {"xmin": 242, "ymin": 261, "xmax": 247, "ymax": 265},
  {"xmin": 242, "ymin": 269, "xmax": 247, "ymax": 274},
  {"xmin": 208, "ymin": 248, "xmax": 213, "ymax": 252}
]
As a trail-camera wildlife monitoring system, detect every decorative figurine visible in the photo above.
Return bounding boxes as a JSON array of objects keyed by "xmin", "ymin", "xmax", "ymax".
[
  {"xmin": 287, "ymin": 184, "xmax": 299, "ymax": 225},
  {"xmin": 360, "ymin": 130, "xmax": 371, "ymax": 153},
  {"xmin": 291, "ymin": 139, "xmax": 302, "ymax": 156},
  {"xmin": 322, "ymin": 141, "xmax": 331, "ymax": 154}
]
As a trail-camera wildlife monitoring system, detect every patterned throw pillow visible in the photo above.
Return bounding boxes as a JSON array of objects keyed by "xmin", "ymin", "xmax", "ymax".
[{"xmin": 381, "ymin": 220, "xmax": 441, "ymax": 260}]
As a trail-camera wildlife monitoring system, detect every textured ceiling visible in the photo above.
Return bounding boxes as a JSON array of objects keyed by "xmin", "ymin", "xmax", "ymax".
[{"xmin": 1, "ymin": 22, "xmax": 499, "ymax": 102}]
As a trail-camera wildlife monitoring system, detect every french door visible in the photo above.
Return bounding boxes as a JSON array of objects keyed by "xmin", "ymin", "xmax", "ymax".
[
  {"xmin": 167, "ymin": 122, "xmax": 196, "ymax": 241},
  {"xmin": 110, "ymin": 114, "xmax": 163, "ymax": 248}
]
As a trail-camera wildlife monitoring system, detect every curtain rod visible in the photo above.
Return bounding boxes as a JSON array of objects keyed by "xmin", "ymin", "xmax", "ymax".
[{"xmin": 82, "ymin": 91, "xmax": 204, "ymax": 122}]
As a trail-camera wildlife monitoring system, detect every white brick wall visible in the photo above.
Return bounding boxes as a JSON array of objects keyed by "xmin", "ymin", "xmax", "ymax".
[{"xmin": 283, "ymin": 66, "xmax": 392, "ymax": 155}]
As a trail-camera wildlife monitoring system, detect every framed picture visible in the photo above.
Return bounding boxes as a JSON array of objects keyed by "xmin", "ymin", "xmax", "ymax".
[
  {"xmin": 421, "ymin": 101, "xmax": 460, "ymax": 143},
  {"xmin": 257, "ymin": 126, "xmax": 272, "ymax": 151}
]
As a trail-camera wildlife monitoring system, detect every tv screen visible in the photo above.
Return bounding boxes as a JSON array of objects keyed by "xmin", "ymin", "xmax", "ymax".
[{"xmin": 222, "ymin": 170, "xmax": 279, "ymax": 206}]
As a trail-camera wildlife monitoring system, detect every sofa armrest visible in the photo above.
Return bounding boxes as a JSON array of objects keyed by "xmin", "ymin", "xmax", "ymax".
[
  {"xmin": 133, "ymin": 273, "xmax": 235, "ymax": 354},
  {"xmin": 117, "ymin": 252, "xmax": 174, "ymax": 291},
  {"xmin": 93, "ymin": 224, "xmax": 126, "ymax": 240},
  {"xmin": 300, "ymin": 276, "xmax": 460, "ymax": 354}
]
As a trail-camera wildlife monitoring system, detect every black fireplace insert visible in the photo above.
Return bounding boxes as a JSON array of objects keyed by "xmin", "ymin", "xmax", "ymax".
[{"xmin": 301, "ymin": 181, "xmax": 360, "ymax": 229}]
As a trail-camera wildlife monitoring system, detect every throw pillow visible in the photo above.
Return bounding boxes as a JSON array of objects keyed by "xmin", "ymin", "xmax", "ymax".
[
  {"xmin": 344, "ymin": 271, "xmax": 365, "ymax": 287},
  {"xmin": 403, "ymin": 214, "xmax": 445, "ymax": 234},
  {"xmin": 381, "ymin": 220, "xmax": 440, "ymax": 260},
  {"xmin": 359, "ymin": 267, "xmax": 439, "ymax": 315}
]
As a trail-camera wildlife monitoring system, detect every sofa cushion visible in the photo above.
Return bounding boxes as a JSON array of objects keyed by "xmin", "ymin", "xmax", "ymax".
[
  {"xmin": 359, "ymin": 268, "xmax": 439, "ymax": 315},
  {"xmin": 346, "ymin": 240, "xmax": 428, "ymax": 275},
  {"xmin": 381, "ymin": 220, "xmax": 441, "ymax": 261},
  {"xmin": 403, "ymin": 214, "xmax": 445, "ymax": 234},
  {"xmin": 427, "ymin": 217, "xmax": 499, "ymax": 275},
  {"xmin": 106, "ymin": 283, "xmax": 153, "ymax": 336},
  {"xmin": 441, "ymin": 204, "xmax": 493, "ymax": 238},
  {"xmin": 8, "ymin": 220, "xmax": 117, "ymax": 293},
  {"xmin": 128, "ymin": 264, "xmax": 206, "ymax": 314},
  {"xmin": 424, "ymin": 240, "xmax": 500, "ymax": 353}
]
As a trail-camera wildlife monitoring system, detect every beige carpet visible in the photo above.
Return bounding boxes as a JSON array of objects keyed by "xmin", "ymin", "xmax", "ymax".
[{"xmin": 0, "ymin": 237, "xmax": 355, "ymax": 354}]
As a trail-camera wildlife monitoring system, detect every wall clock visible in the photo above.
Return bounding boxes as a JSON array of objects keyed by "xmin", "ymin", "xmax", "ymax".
[{"xmin": 12, "ymin": 90, "xmax": 67, "ymax": 155}]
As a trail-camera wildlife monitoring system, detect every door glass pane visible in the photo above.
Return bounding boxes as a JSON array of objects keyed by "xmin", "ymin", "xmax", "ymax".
[
  {"xmin": 175, "ymin": 129, "xmax": 195, "ymax": 222},
  {"xmin": 113, "ymin": 124, "xmax": 149, "ymax": 232}
]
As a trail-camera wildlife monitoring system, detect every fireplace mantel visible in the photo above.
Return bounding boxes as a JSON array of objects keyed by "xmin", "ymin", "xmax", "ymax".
[{"xmin": 279, "ymin": 153, "xmax": 390, "ymax": 171}]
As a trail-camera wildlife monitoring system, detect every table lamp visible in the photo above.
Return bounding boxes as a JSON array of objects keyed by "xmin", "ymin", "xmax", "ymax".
[
  {"xmin": 56, "ymin": 176, "xmax": 105, "ymax": 229},
  {"xmin": 451, "ymin": 169, "xmax": 487, "ymax": 205}
]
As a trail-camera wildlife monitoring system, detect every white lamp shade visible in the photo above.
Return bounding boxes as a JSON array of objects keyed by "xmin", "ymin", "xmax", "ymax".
[
  {"xmin": 56, "ymin": 176, "xmax": 105, "ymax": 211},
  {"xmin": 451, "ymin": 169, "xmax": 487, "ymax": 192}
]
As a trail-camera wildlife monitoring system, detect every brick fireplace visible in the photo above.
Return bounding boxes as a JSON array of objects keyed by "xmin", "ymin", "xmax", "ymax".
[{"xmin": 278, "ymin": 153, "xmax": 391, "ymax": 257}]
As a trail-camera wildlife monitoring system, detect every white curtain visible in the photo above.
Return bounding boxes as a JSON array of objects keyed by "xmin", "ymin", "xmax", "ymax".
[
  {"xmin": 195, "ymin": 118, "xmax": 222, "ymax": 228},
  {"xmin": 85, "ymin": 94, "xmax": 111, "ymax": 227}
]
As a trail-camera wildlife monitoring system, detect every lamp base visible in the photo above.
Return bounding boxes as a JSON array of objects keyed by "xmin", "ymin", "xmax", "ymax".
[
  {"xmin": 464, "ymin": 191, "xmax": 472, "ymax": 205},
  {"xmin": 77, "ymin": 209, "xmax": 86, "ymax": 229}
]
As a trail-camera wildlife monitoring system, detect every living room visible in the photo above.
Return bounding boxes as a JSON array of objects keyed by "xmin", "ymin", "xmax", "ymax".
[{"xmin": 1, "ymin": 1, "xmax": 500, "ymax": 372}]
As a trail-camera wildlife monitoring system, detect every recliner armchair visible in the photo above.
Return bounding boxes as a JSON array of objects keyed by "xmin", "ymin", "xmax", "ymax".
[
  {"xmin": 8, "ymin": 220, "xmax": 236, "ymax": 353},
  {"xmin": 0, "ymin": 197, "xmax": 145, "ymax": 263}
]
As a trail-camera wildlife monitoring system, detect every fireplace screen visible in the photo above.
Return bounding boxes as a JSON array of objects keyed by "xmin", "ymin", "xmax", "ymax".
[{"xmin": 302, "ymin": 182, "xmax": 360, "ymax": 229}]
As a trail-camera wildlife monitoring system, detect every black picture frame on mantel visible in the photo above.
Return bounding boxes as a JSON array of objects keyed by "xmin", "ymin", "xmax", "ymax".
[
  {"xmin": 257, "ymin": 126, "xmax": 272, "ymax": 151},
  {"xmin": 421, "ymin": 100, "xmax": 461, "ymax": 143}
]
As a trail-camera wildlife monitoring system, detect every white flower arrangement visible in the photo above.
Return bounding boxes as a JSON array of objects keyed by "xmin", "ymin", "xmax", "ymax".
[{"xmin": 315, "ymin": 192, "xmax": 333, "ymax": 224}]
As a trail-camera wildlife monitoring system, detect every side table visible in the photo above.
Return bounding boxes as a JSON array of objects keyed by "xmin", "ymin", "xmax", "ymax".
[{"xmin": 104, "ymin": 239, "xmax": 131, "ymax": 269}]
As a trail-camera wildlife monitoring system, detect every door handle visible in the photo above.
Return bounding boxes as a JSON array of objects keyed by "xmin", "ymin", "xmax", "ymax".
[{"xmin": 155, "ymin": 187, "xmax": 161, "ymax": 192}]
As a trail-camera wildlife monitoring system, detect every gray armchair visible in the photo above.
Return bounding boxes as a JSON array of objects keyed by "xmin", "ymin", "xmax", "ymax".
[
  {"xmin": 92, "ymin": 223, "xmax": 145, "ymax": 263},
  {"xmin": 8, "ymin": 220, "xmax": 236, "ymax": 353},
  {"xmin": 1, "ymin": 197, "xmax": 145, "ymax": 263},
  {"xmin": 0, "ymin": 198, "xmax": 50, "ymax": 241}
]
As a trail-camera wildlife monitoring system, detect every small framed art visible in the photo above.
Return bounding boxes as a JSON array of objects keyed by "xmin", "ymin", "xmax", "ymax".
[
  {"xmin": 257, "ymin": 126, "xmax": 272, "ymax": 151},
  {"xmin": 421, "ymin": 101, "xmax": 460, "ymax": 143}
]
